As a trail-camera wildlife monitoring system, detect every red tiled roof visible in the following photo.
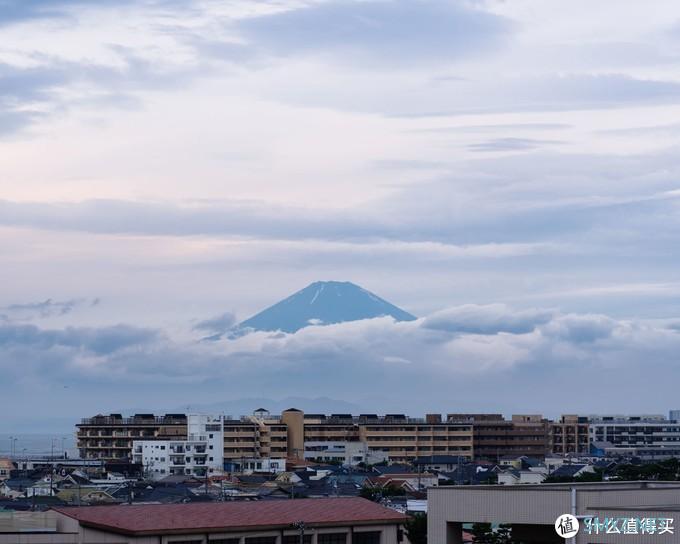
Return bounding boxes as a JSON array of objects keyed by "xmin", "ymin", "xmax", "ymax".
[{"xmin": 53, "ymin": 498, "xmax": 407, "ymax": 535}]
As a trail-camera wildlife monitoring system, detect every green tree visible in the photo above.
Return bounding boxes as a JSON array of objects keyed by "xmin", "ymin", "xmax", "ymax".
[
  {"xmin": 469, "ymin": 523, "xmax": 516, "ymax": 543},
  {"xmin": 404, "ymin": 513, "xmax": 427, "ymax": 544}
]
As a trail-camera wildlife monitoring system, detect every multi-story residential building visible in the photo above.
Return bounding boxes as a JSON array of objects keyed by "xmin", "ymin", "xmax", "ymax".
[
  {"xmin": 76, "ymin": 413, "xmax": 187, "ymax": 461},
  {"xmin": 296, "ymin": 412, "xmax": 474, "ymax": 463},
  {"xmin": 447, "ymin": 414, "xmax": 549, "ymax": 460},
  {"xmin": 588, "ymin": 414, "xmax": 680, "ymax": 459},
  {"xmin": 132, "ymin": 415, "xmax": 224, "ymax": 479},
  {"xmin": 222, "ymin": 410, "xmax": 289, "ymax": 460},
  {"xmin": 77, "ymin": 411, "xmax": 288, "ymax": 464},
  {"xmin": 549, "ymin": 414, "xmax": 590, "ymax": 455},
  {"xmin": 83, "ymin": 409, "xmax": 603, "ymax": 465}
]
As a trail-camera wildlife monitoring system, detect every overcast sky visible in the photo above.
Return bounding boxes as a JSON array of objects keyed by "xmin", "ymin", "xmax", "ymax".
[{"xmin": 2, "ymin": 0, "xmax": 680, "ymax": 431}]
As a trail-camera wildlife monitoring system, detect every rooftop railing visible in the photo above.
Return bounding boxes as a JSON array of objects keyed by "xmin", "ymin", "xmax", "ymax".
[{"xmin": 79, "ymin": 415, "xmax": 187, "ymax": 425}]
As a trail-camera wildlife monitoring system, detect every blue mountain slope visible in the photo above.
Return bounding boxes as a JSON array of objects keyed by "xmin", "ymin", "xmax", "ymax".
[{"xmin": 238, "ymin": 281, "xmax": 416, "ymax": 333}]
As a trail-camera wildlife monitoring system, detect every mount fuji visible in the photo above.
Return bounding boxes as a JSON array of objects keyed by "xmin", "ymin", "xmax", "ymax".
[{"xmin": 237, "ymin": 281, "xmax": 417, "ymax": 333}]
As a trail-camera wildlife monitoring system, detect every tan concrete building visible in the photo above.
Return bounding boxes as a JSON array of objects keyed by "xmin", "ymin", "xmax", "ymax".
[
  {"xmin": 296, "ymin": 412, "xmax": 473, "ymax": 463},
  {"xmin": 0, "ymin": 458, "xmax": 13, "ymax": 481},
  {"xmin": 447, "ymin": 414, "xmax": 549, "ymax": 460},
  {"xmin": 549, "ymin": 415, "xmax": 590, "ymax": 455},
  {"xmin": 76, "ymin": 414, "xmax": 187, "ymax": 461},
  {"xmin": 428, "ymin": 481, "xmax": 680, "ymax": 543},
  {"xmin": 0, "ymin": 499, "xmax": 407, "ymax": 544}
]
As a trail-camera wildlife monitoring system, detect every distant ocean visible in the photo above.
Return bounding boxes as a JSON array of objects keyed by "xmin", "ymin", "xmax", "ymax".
[{"xmin": 0, "ymin": 433, "xmax": 78, "ymax": 458}]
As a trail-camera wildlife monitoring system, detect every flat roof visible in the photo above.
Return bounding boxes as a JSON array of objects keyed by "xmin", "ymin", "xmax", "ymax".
[
  {"xmin": 52, "ymin": 498, "xmax": 407, "ymax": 536},
  {"xmin": 428, "ymin": 480, "xmax": 680, "ymax": 491},
  {"xmin": 590, "ymin": 504, "xmax": 680, "ymax": 512}
]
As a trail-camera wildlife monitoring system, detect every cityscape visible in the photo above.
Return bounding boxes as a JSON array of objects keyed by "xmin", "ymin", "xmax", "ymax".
[{"xmin": 3, "ymin": 0, "xmax": 680, "ymax": 543}]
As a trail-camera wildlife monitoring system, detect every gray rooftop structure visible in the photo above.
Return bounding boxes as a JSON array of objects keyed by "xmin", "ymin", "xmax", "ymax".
[{"xmin": 428, "ymin": 481, "xmax": 680, "ymax": 543}]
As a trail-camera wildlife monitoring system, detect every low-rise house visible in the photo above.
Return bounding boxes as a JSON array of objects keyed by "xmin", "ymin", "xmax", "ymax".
[
  {"xmin": 56, "ymin": 487, "xmax": 119, "ymax": 506},
  {"xmin": 413, "ymin": 455, "xmax": 468, "ymax": 473},
  {"xmin": 438, "ymin": 463, "xmax": 500, "ymax": 485},
  {"xmin": 372, "ymin": 464, "xmax": 414, "ymax": 475},
  {"xmin": 497, "ymin": 469, "xmax": 546, "ymax": 485},
  {"xmin": 0, "ymin": 459, "xmax": 13, "ymax": 481},
  {"xmin": 548, "ymin": 463, "xmax": 596, "ymax": 480},
  {"xmin": 365, "ymin": 472, "xmax": 438, "ymax": 492}
]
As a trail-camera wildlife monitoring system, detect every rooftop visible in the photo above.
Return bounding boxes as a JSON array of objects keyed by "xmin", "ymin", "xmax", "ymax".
[{"xmin": 52, "ymin": 497, "xmax": 407, "ymax": 535}]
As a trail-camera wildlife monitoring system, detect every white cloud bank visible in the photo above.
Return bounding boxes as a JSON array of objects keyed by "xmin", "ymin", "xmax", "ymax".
[{"xmin": 2, "ymin": 303, "xmax": 680, "ymax": 428}]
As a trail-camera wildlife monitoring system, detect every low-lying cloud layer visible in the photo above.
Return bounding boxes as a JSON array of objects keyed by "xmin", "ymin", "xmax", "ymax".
[{"xmin": 3, "ymin": 303, "xmax": 680, "ymax": 428}]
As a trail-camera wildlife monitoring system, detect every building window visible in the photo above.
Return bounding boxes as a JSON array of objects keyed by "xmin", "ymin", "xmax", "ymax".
[
  {"xmin": 245, "ymin": 538, "xmax": 277, "ymax": 544},
  {"xmin": 168, "ymin": 540, "xmax": 202, "ymax": 544},
  {"xmin": 353, "ymin": 532, "xmax": 381, "ymax": 544},
  {"xmin": 283, "ymin": 535, "xmax": 312, "ymax": 544},
  {"xmin": 210, "ymin": 539, "xmax": 240, "ymax": 544},
  {"xmin": 318, "ymin": 534, "xmax": 347, "ymax": 544}
]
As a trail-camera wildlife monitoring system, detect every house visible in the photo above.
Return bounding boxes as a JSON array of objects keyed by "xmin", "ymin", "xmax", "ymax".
[
  {"xmin": 372, "ymin": 464, "xmax": 414, "ymax": 475},
  {"xmin": 438, "ymin": 463, "xmax": 499, "ymax": 485},
  {"xmin": 549, "ymin": 463, "xmax": 595, "ymax": 480},
  {"xmin": 497, "ymin": 469, "xmax": 546, "ymax": 485},
  {"xmin": 0, "ymin": 459, "xmax": 13, "ymax": 481},
  {"xmin": 365, "ymin": 472, "xmax": 438, "ymax": 492},
  {"xmin": 56, "ymin": 487, "xmax": 119, "ymax": 506},
  {"xmin": 413, "ymin": 455, "xmax": 468, "ymax": 473}
]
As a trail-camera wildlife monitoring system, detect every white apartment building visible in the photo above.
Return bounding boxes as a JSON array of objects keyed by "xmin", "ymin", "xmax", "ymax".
[
  {"xmin": 589, "ymin": 414, "xmax": 680, "ymax": 458},
  {"xmin": 132, "ymin": 414, "xmax": 224, "ymax": 480},
  {"xmin": 303, "ymin": 441, "xmax": 389, "ymax": 466}
]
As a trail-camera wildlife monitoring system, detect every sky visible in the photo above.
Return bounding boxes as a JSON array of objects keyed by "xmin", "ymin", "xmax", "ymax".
[{"xmin": 2, "ymin": 0, "xmax": 680, "ymax": 431}]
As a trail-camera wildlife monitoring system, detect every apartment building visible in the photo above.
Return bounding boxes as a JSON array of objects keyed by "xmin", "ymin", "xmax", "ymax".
[
  {"xmin": 447, "ymin": 414, "xmax": 549, "ymax": 460},
  {"xmin": 297, "ymin": 411, "xmax": 474, "ymax": 463},
  {"xmin": 76, "ymin": 413, "xmax": 187, "ymax": 461},
  {"xmin": 132, "ymin": 415, "xmax": 225, "ymax": 479},
  {"xmin": 549, "ymin": 414, "xmax": 590, "ymax": 455},
  {"xmin": 589, "ymin": 414, "xmax": 680, "ymax": 458},
  {"xmin": 222, "ymin": 412, "xmax": 289, "ymax": 461}
]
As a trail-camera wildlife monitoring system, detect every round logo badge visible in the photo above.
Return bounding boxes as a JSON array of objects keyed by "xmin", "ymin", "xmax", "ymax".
[{"xmin": 555, "ymin": 514, "xmax": 580, "ymax": 538}]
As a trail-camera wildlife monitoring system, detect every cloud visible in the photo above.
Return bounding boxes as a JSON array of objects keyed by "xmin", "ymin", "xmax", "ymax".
[
  {"xmin": 468, "ymin": 137, "xmax": 564, "ymax": 152},
  {"xmin": 0, "ymin": 322, "xmax": 158, "ymax": 355},
  {"xmin": 193, "ymin": 312, "xmax": 237, "ymax": 336},
  {"xmin": 237, "ymin": 0, "xmax": 513, "ymax": 67},
  {"xmin": 0, "ymin": 44, "xmax": 200, "ymax": 137},
  {"xmin": 422, "ymin": 304, "xmax": 554, "ymax": 335},
  {"xmin": 0, "ymin": 0, "xmax": 189, "ymax": 26},
  {"xmin": 2, "ymin": 303, "xmax": 680, "ymax": 422},
  {"xmin": 3, "ymin": 297, "xmax": 98, "ymax": 319}
]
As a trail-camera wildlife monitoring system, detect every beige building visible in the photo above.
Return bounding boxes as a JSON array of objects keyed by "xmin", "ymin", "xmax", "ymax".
[
  {"xmin": 0, "ymin": 458, "xmax": 13, "ymax": 480},
  {"xmin": 0, "ymin": 499, "xmax": 406, "ymax": 544},
  {"xmin": 548, "ymin": 415, "xmax": 590, "ymax": 455},
  {"xmin": 297, "ymin": 412, "xmax": 473, "ymax": 463},
  {"xmin": 76, "ymin": 414, "xmax": 187, "ymax": 461}
]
